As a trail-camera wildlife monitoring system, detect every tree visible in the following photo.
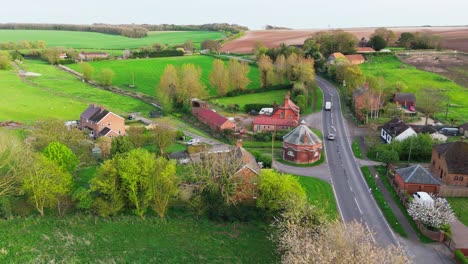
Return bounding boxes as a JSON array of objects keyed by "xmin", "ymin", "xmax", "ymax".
[
  {"xmin": 257, "ymin": 54, "xmax": 274, "ymax": 88},
  {"xmin": 96, "ymin": 136, "xmax": 112, "ymax": 159},
  {"xmin": 201, "ymin": 40, "xmax": 221, "ymax": 52},
  {"xmin": 0, "ymin": 52, "xmax": 12, "ymax": 70},
  {"xmin": 99, "ymin": 68, "xmax": 115, "ymax": 86},
  {"xmin": 307, "ymin": 30, "xmax": 358, "ymax": 56},
  {"xmin": 149, "ymin": 126, "xmax": 176, "ymax": 155},
  {"xmin": 228, "ymin": 58, "xmax": 250, "ymax": 91},
  {"xmin": 417, "ymin": 88, "xmax": 446, "ymax": 125},
  {"xmin": 151, "ymin": 157, "xmax": 178, "ymax": 218},
  {"xmin": 286, "ymin": 53, "xmax": 299, "ymax": 81},
  {"xmin": 177, "ymin": 63, "xmax": 206, "ymax": 105},
  {"xmin": 183, "ymin": 40, "xmax": 194, "ymax": 53},
  {"xmin": 110, "ymin": 136, "xmax": 135, "ymax": 156},
  {"xmin": 0, "ymin": 131, "xmax": 24, "ymax": 198},
  {"xmin": 342, "ymin": 64, "xmax": 366, "ymax": 95},
  {"xmin": 369, "ymin": 35, "xmax": 387, "ymax": 51},
  {"xmin": 22, "ymin": 154, "xmax": 73, "ymax": 216},
  {"xmin": 257, "ymin": 170, "xmax": 307, "ymax": 213},
  {"xmin": 295, "ymin": 95, "xmax": 307, "ymax": 112},
  {"xmin": 398, "ymin": 32, "xmax": 415, "ymax": 49},
  {"xmin": 41, "ymin": 47, "xmax": 64, "ymax": 64},
  {"xmin": 209, "ymin": 59, "xmax": 230, "ymax": 96},
  {"xmin": 373, "ymin": 27, "xmax": 396, "ymax": 46},
  {"xmin": 408, "ymin": 194, "xmax": 455, "ymax": 229},
  {"xmin": 274, "ymin": 54, "xmax": 287, "ymax": 84},
  {"xmin": 43, "ymin": 142, "xmax": 80, "ymax": 173},
  {"xmin": 79, "ymin": 62, "xmax": 94, "ymax": 81},
  {"xmin": 126, "ymin": 126, "xmax": 147, "ymax": 148},
  {"xmin": 159, "ymin": 64, "xmax": 179, "ymax": 109}
]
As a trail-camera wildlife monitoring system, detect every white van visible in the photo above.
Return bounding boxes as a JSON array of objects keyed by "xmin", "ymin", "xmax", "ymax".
[
  {"xmin": 325, "ymin": 101, "xmax": 332, "ymax": 111},
  {"xmin": 412, "ymin": 192, "xmax": 434, "ymax": 207},
  {"xmin": 439, "ymin": 127, "xmax": 459, "ymax": 136}
]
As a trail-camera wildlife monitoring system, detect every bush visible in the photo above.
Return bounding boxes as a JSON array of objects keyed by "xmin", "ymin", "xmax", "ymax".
[
  {"xmin": 455, "ymin": 250, "xmax": 468, "ymax": 264},
  {"xmin": 251, "ymin": 151, "xmax": 272, "ymax": 168},
  {"xmin": 131, "ymin": 49, "xmax": 184, "ymax": 59},
  {"xmin": 225, "ymin": 84, "xmax": 292, "ymax": 97}
]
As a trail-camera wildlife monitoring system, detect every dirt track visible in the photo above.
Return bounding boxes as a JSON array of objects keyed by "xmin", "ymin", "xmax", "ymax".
[{"xmin": 220, "ymin": 26, "xmax": 468, "ymax": 54}]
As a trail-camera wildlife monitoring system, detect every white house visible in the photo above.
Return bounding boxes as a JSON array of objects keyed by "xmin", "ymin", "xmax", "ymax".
[{"xmin": 380, "ymin": 117, "xmax": 417, "ymax": 144}]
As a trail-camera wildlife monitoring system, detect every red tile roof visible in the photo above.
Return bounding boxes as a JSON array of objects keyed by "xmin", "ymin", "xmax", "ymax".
[
  {"xmin": 356, "ymin": 47, "xmax": 376, "ymax": 53},
  {"xmin": 331, "ymin": 52, "xmax": 346, "ymax": 59},
  {"xmin": 197, "ymin": 108, "xmax": 229, "ymax": 127},
  {"xmin": 345, "ymin": 54, "xmax": 365, "ymax": 63},
  {"xmin": 253, "ymin": 116, "xmax": 298, "ymax": 126},
  {"xmin": 277, "ymin": 94, "xmax": 300, "ymax": 115}
]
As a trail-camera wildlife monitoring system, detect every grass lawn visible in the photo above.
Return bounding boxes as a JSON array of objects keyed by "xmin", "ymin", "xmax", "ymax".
[
  {"xmin": 446, "ymin": 197, "xmax": 468, "ymax": 226},
  {"xmin": 214, "ymin": 89, "xmax": 288, "ymax": 111},
  {"xmin": 297, "ymin": 176, "xmax": 338, "ymax": 220},
  {"xmin": 361, "ymin": 55, "xmax": 468, "ymax": 123},
  {"xmin": 0, "ymin": 214, "xmax": 276, "ymax": 263},
  {"xmin": 0, "ymin": 30, "xmax": 225, "ymax": 49},
  {"xmin": 1, "ymin": 59, "xmax": 153, "ymax": 123},
  {"xmin": 352, "ymin": 138, "xmax": 363, "ymax": 159},
  {"xmin": 76, "ymin": 166, "xmax": 98, "ymax": 188},
  {"xmin": 68, "ymin": 56, "xmax": 260, "ymax": 97}
]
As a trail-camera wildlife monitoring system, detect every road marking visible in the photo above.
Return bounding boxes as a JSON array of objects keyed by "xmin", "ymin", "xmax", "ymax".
[
  {"xmin": 354, "ymin": 197, "xmax": 363, "ymax": 215},
  {"xmin": 331, "ymin": 179, "xmax": 346, "ymax": 223},
  {"xmin": 365, "ymin": 222, "xmax": 376, "ymax": 243},
  {"xmin": 331, "ymin": 126, "xmax": 336, "ymax": 132}
]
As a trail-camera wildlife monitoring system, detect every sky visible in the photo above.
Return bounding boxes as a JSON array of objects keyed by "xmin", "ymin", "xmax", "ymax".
[{"xmin": 0, "ymin": 0, "xmax": 467, "ymax": 30}]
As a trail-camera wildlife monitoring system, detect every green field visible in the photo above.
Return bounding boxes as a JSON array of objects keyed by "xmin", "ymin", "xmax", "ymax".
[
  {"xmin": 68, "ymin": 55, "xmax": 261, "ymax": 97},
  {"xmin": 297, "ymin": 176, "xmax": 338, "ymax": 219},
  {"xmin": 0, "ymin": 30, "xmax": 225, "ymax": 49},
  {"xmin": 0, "ymin": 215, "xmax": 276, "ymax": 263},
  {"xmin": 447, "ymin": 197, "xmax": 468, "ymax": 226},
  {"xmin": 0, "ymin": 60, "xmax": 153, "ymax": 123},
  {"xmin": 214, "ymin": 89, "xmax": 288, "ymax": 111},
  {"xmin": 361, "ymin": 55, "xmax": 468, "ymax": 123}
]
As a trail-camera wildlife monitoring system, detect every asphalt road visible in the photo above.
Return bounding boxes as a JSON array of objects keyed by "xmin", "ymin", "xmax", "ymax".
[{"xmin": 316, "ymin": 76, "xmax": 399, "ymax": 247}]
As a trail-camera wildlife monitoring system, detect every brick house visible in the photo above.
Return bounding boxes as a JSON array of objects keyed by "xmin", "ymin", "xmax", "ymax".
[
  {"xmin": 394, "ymin": 93, "xmax": 416, "ymax": 112},
  {"xmin": 430, "ymin": 141, "xmax": 468, "ymax": 187},
  {"xmin": 191, "ymin": 99, "xmax": 236, "ymax": 131},
  {"xmin": 79, "ymin": 104, "xmax": 125, "ymax": 138},
  {"xmin": 380, "ymin": 117, "xmax": 417, "ymax": 144},
  {"xmin": 388, "ymin": 164, "xmax": 441, "ymax": 195},
  {"xmin": 352, "ymin": 85, "xmax": 379, "ymax": 122},
  {"xmin": 344, "ymin": 54, "xmax": 365, "ymax": 64},
  {"xmin": 282, "ymin": 120, "xmax": 322, "ymax": 164},
  {"xmin": 252, "ymin": 92, "xmax": 300, "ymax": 133}
]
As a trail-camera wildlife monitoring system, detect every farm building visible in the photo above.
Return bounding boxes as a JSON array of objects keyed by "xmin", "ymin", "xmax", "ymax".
[
  {"xmin": 191, "ymin": 99, "xmax": 236, "ymax": 131},
  {"xmin": 352, "ymin": 85, "xmax": 380, "ymax": 122},
  {"xmin": 345, "ymin": 54, "xmax": 365, "ymax": 64},
  {"xmin": 394, "ymin": 93, "xmax": 416, "ymax": 112},
  {"xmin": 79, "ymin": 104, "xmax": 125, "ymax": 138},
  {"xmin": 388, "ymin": 164, "xmax": 441, "ymax": 195},
  {"xmin": 380, "ymin": 117, "xmax": 417, "ymax": 143},
  {"xmin": 282, "ymin": 120, "xmax": 322, "ymax": 164},
  {"xmin": 252, "ymin": 92, "xmax": 300, "ymax": 133},
  {"xmin": 327, "ymin": 52, "xmax": 347, "ymax": 64},
  {"xmin": 355, "ymin": 47, "xmax": 376, "ymax": 53},
  {"xmin": 78, "ymin": 52, "xmax": 109, "ymax": 61},
  {"xmin": 430, "ymin": 141, "xmax": 468, "ymax": 187}
]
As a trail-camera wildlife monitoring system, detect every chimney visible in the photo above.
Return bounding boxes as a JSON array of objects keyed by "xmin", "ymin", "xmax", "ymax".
[
  {"xmin": 285, "ymin": 91, "xmax": 291, "ymax": 100},
  {"xmin": 236, "ymin": 139, "xmax": 243, "ymax": 148},
  {"xmin": 100, "ymin": 106, "xmax": 104, "ymax": 111}
]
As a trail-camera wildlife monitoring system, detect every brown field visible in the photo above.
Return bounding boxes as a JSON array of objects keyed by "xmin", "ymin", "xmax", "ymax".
[{"xmin": 221, "ymin": 26, "xmax": 468, "ymax": 54}]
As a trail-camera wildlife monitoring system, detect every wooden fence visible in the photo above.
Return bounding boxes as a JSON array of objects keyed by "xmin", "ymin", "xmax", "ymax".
[{"xmin": 439, "ymin": 185, "xmax": 468, "ymax": 197}]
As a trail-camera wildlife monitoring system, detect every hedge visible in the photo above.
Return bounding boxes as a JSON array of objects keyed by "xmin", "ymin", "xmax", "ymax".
[
  {"xmin": 131, "ymin": 49, "xmax": 184, "ymax": 58},
  {"xmin": 455, "ymin": 250, "xmax": 468, "ymax": 264}
]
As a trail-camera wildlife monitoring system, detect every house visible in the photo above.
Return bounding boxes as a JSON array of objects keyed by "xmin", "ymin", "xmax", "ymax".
[
  {"xmin": 352, "ymin": 85, "xmax": 380, "ymax": 122},
  {"xmin": 388, "ymin": 164, "xmax": 441, "ymax": 195},
  {"xmin": 410, "ymin": 125, "xmax": 447, "ymax": 142},
  {"xmin": 380, "ymin": 117, "xmax": 417, "ymax": 143},
  {"xmin": 355, "ymin": 47, "xmax": 376, "ymax": 53},
  {"xmin": 79, "ymin": 104, "xmax": 126, "ymax": 138},
  {"xmin": 282, "ymin": 120, "xmax": 322, "ymax": 164},
  {"xmin": 430, "ymin": 141, "xmax": 468, "ymax": 187},
  {"xmin": 59, "ymin": 53, "xmax": 67, "ymax": 60},
  {"xmin": 252, "ymin": 92, "xmax": 300, "ymax": 133},
  {"xmin": 394, "ymin": 93, "xmax": 416, "ymax": 112},
  {"xmin": 327, "ymin": 52, "xmax": 347, "ymax": 64},
  {"xmin": 344, "ymin": 54, "xmax": 365, "ymax": 65},
  {"xmin": 191, "ymin": 99, "xmax": 236, "ymax": 131},
  {"xmin": 459, "ymin": 123, "xmax": 468, "ymax": 137},
  {"xmin": 78, "ymin": 52, "xmax": 109, "ymax": 61}
]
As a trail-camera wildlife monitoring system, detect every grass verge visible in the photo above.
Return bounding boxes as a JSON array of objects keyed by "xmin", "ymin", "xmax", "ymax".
[
  {"xmin": 297, "ymin": 176, "xmax": 338, "ymax": 220},
  {"xmin": 446, "ymin": 197, "xmax": 468, "ymax": 226},
  {"xmin": 352, "ymin": 138, "xmax": 363, "ymax": 159}
]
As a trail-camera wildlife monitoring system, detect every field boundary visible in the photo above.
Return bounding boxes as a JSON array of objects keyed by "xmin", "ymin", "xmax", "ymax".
[{"xmin": 396, "ymin": 49, "xmax": 468, "ymax": 56}]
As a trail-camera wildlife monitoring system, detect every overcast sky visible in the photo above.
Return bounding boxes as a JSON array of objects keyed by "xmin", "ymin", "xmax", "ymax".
[{"xmin": 0, "ymin": 0, "xmax": 466, "ymax": 30}]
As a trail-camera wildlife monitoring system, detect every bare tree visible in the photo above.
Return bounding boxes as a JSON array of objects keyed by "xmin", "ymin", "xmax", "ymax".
[
  {"xmin": 417, "ymin": 88, "xmax": 446, "ymax": 125},
  {"xmin": 149, "ymin": 126, "xmax": 176, "ymax": 156},
  {"xmin": 408, "ymin": 194, "xmax": 455, "ymax": 229}
]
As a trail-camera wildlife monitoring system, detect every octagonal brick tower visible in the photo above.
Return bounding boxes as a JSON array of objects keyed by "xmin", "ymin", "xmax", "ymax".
[{"xmin": 282, "ymin": 120, "xmax": 322, "ymax": 164}]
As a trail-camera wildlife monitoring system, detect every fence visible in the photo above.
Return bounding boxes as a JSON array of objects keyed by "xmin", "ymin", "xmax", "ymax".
[{"xmin": 439, "ymin": 185, "xmax": 468, "ymax": 197}]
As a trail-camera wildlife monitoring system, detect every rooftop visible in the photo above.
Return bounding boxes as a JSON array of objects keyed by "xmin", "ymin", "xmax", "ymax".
[
  {"xmin": 283, "ymin": 120, "xmax": 322, "ymax": 146},
  {"xmin": 395, "ymin": 164, "xmax": 441, "ymax": 185},
  {"xmin": 433, "ymin": 141, "xmax": 468, "ymax": 174}
]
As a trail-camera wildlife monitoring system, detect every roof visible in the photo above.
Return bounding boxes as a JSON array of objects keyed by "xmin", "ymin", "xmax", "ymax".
[
  {"xmin": 81, "ymin": 104, "xmax": 101, "ymax": 120},
  {"xmin": 331, "ymin": 52, "xmax": 346, "ymax": 59},
  {"xmin": 459, "ymin": 123, "xmax": 468, "ymax": 130},
  {"xmin": 381, "ymin": 117, "xmax": 412, "ymax": 137},
  {"xmin": 394, "ymin": 93, "xmax": 416, "ymax": 102},
  {"xmin": 356, "ymin": 47, "xmax": 376, "ymax": 53},
  {"xmin": 197, "ymin": 108, "xmax": 229, "ymax": 127},
  {"xmin": 352, "ymin": 84, "xmax": 371, "ymax": 98},
  {"xmin": 167, "ymin": 151, "xmax": 191, "ymax": 160},
  {"xmin": 395, "ymin": 164, "xmax": 441, "ymax": 185},
  {"xmin": 99, "ymin": 127, "xmax": 111, "ymax": 136},
  {"xmin": 233, "ymin": 147, "xmax": 261, "ymax": 175},
  {"xmin": 274, "ymin": 92, "xmax": 300, "ymax": 115},
  {"xmin": 410, "ymin": 125, "xmax": 438, "ymax": 134},
  {"xmin": 433, "ymin": 141, "xmax": 468, "ymax": 174},
  {"xmin": 90, "ymin": 109, "xmax": 110, "ymax": 123},
  {"xmin": 253, "ymin": 115, "xmax": 298, "ymax": 127},
  {"xmin": 344, "ymin": 54, "xmax": 365, "ymax": 63},
  {"xmin": 283, "ymin": 120, "xmax": 322, "ymax": 146}
]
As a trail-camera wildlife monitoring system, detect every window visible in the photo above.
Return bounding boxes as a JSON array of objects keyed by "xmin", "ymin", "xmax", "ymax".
[
  {"xmin": 287, "ymin": 151, "xmax": 294, "ymax": 157},
  {"xmin": 461, "ymin": 177, "xmax": 464, "ymax": 181},
  {"xmin": 455, "ymin": 176, "xmax": 459, "ymax": 181},
  {"xmin": 118, "ymin": 130, "xmax": 121, "ymax": 135},
  {"xmin": 280, "ymin": 112, "xmax": 284, "ymax": 118},
  {"xmin": 108, "ymin": 122, "xmax": 111, "ymax": 126}
]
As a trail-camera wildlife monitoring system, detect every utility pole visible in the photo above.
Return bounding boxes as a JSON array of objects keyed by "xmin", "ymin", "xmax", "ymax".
[{"xmin": 407, "ymin": 136, "xmax": 414, "ymax": 164}]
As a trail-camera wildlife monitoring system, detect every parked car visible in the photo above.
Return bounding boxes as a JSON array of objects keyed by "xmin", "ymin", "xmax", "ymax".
[
  {"xmin": 439, "ymin": 127, "xmax": 459, "ymax": 136},
  {"xmin": 186, "ymin": 138, "xmax": 200, "ymax": 146},
  {"xmin": 327, "ymin": 133, "xmax": 336, "ymax": 140},
  {"xmin": 128, "ymin": 114, "xmax": 135, "ymax": 120}
]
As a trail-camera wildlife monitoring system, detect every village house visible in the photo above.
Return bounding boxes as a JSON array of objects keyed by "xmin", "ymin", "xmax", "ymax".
[
  {"xmin": 352, "ymin": 85, "xmax": 380, "ymax": 122},
  {"xmin": 459, "ymin": 123, "xmax": 468, "ymax": 137},
  {"xmin": 429, "ymin": 141, "xmax": 468, "ymax": 187},
  {"xmin": 410, "ymin": 125, "xmax": 447, "ymax": 142},
  {"xmin": 394, "ymin": 93, "xmax": 416, "ymax": 112},
  {"xmin": 78, "ymin": 52, "xmax": 109, "ymax": 61},
  {"xmin": 191, "ymin": 99, "xmax": 236, "ymax": 131},
  {"xmin": 327, "ymin": 52, "xmax": 347, "ymax": 64},
  {"xmin": 355, "ymin": 47, "xmax": 376, "ymax": 53},
  {"xmin": 344, "ymin": 54, "xmax": 366, "ymax": 65},
  {"xmin": 252, "ymin": 92, "xmax": 300, "ymax": 133},
  {"xmin": 380, "ymin": 117, "xmax": 417, "ymax": 143},
  {"xmin": 282, "ymin": 120, "xmax": 322, "ymax": 164},
  {"xmin": 388, "ymin": 164, "xmax": 441, "ymax": 195},
  {"xmin": 59, "ymin": 53, "xmax": 67, "ymax": 60},
  {"xmin": 79, "ymin": 104, "xmax": 125, "ymax": 138}
]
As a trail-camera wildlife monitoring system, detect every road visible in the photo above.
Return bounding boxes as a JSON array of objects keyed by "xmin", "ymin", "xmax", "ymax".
[{"xmin": 316, "ymin": 76, "xmax": 398, "ymax": 247}]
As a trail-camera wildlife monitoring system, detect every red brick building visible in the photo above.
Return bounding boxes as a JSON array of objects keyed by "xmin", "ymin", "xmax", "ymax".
[
  {"xmin": 79, "ymin": 104, "xmax": 125, "ymax": 138},
  {"xmin": 282, "ymin": 120, "xmax": 322, "ymax": 164},
  {"xmin": 430, "ymin": 141, "xmax": 468, "ymax": 187},
  {"xmin": 252, "ymin": 92, "xmax": 300, "ymax": 133},
  {"xmin": 394, "ymin": 93, "xmax": 416, "ymax": 112},
  {"xmin": 388, "ymin": 164, "xmax": 441, "ymax": 195},
  {"xmin": 191, "ymin": 99, "xmax": 236, "ymax": 131},
  {"xmin": 352, "ymin": 85, "xmax": 380, "ymax": 122}
]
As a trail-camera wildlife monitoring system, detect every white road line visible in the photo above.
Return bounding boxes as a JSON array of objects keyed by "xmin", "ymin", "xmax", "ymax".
[
  {"xmin": 354, "ymin": 197, "xmax": 363, "ymax": 215},
  {"xmin": 331, "ymin": 126, "xmax": 336, "ymax": 132},
  {"xmin": 331, "ymin": 180, "xmax": 346, "ymax": 223},
  {"xmin": 365, "ymin": 222, "xmax": 376, "ymax": 243}
]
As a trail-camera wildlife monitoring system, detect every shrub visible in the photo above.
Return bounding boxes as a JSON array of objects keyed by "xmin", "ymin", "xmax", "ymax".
[
  {"xmin": 455, "ymin": 250, "xmax": 468, "ymax": 264},
  {"xmin": 72, "ymin": 187, "xmax": 94, "ymax": 212}
]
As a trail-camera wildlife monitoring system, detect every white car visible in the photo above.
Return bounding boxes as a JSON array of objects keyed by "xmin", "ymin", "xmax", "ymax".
[
  {"xmin": 186, "ymin": 138, "xmax": 200, "ymax": 146},
  {"xmin": 327, "ymin": 133, "xmax": 336, "ymax": 140}
]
